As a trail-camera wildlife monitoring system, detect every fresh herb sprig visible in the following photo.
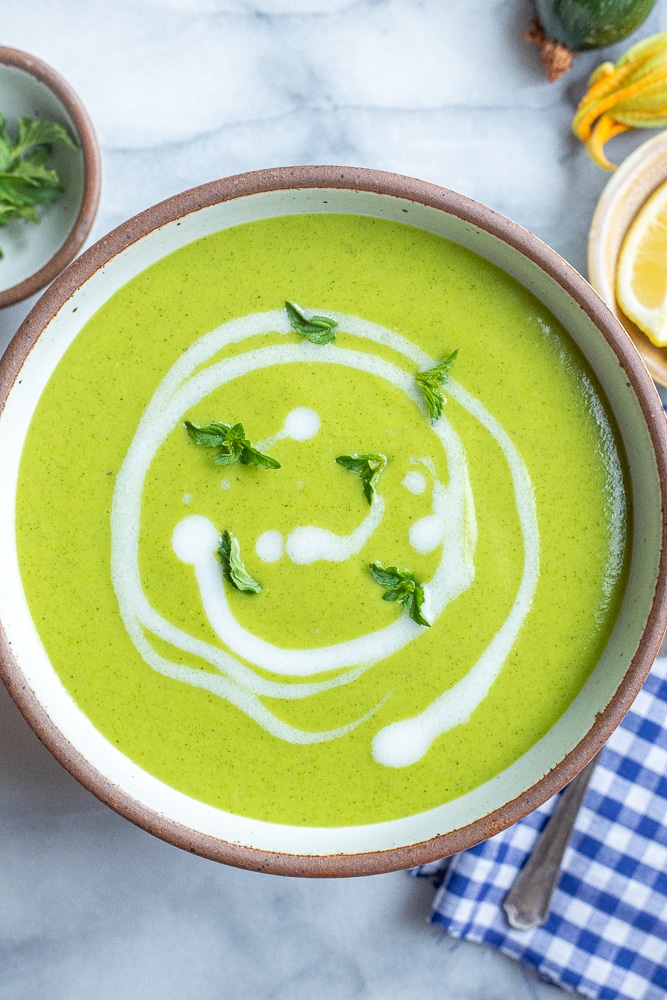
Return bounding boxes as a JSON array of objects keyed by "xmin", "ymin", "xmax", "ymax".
[
  {"xmin": 416, "ymin": 350, "xmax": 459, "ymax": 420},
  {"xmin": 184, "ymin": 421, "xmax": 280, "ymax": 469},
  {"xmin": 369, "ymin": 562, "xmax": 430, "ymax": 626},
  {"xmin": 0, "ymin": 115, "xmax": 77, "ymax": 257},
  {"xmin": 335, "ymin": 453, "xmax": 387, "ymax": 505},
  {"xmin": 218, "ymin": 530, "xmax": 262, "ymax": 593},
  {"xmin": 285, "ymin": 300, "xmax": 337, "ymax": 345}
]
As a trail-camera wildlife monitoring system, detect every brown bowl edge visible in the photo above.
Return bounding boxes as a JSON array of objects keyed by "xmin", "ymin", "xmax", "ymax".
[{"xmin": 1, "ymin": 164, "xmax": 666, "ymax": 877}]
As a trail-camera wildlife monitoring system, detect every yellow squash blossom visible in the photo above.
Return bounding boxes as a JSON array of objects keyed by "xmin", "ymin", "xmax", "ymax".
[{"xmin": 573, "ymin": 32, "xmax": 667, "ymax": 169}]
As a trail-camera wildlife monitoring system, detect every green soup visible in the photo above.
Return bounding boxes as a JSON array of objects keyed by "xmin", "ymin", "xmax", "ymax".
[{"xmin": 15, "ymin": 213, "xmax": 628, "ymax": 826}]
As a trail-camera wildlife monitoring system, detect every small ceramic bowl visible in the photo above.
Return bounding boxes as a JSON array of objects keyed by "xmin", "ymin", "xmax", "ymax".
[
  {"xmin": 0, "ymin": 46, "xmax": 101, "ymax": 309},
  {"xmin": 588, "ymin": 130, "xmax": 667, "ymax": 387},
  {"xmin": 1, "ymin": 166, "xmax": 666, "ymax": 876}
]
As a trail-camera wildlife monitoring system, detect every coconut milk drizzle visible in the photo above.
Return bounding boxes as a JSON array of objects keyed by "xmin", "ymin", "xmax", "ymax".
[{"xmin": 111, "ymin": 309, "xmax": 541, "ymax": 766}]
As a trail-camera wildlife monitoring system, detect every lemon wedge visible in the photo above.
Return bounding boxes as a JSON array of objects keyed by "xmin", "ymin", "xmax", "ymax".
[{"xmin": 616, "ymin": 178, "xmax": 667, "ymax": 346}]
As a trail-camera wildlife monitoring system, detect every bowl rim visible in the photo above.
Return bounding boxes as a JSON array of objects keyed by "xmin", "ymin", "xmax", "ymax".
[
  {"xmin": 0, "ymin": 44, "xmax": 102, "ymax": 309},
  {"xmin": 1, "ymin": 164, "xmax": 667, "ymax": 876}
]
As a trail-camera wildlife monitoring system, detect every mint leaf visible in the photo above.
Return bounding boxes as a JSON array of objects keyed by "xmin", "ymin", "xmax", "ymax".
[
  {"xmin": 183, "ymin": 420, "xmax": 230, "ymax": 449},
  {"xmin": 335, "ymin": 453, "xmax": 387, "ymax": 505},
  {"xmin": 416, "ymin": 350, "xmax": 459, "ymax": 420},
  {"xmin": 239, "ymin": 442, "xmax": 281, "ymax": 468},
  {"xmin": 15, "ymin": 117, "xmax": 77, "ymax": 156},
  {"xmin": 14, "ymin": 203, "xmax": 39, "ymax": 223},
  {"xmin": 0, "ymin": 203, "xmax": 18, "ymax": 224},
  {"xmin": 0, "ymin": 115, "xmax": 77, "ymax": 253},
  {"xmin": 0, "ymin": 176, "xmax": 61, "ymax": 208},
  {"xmin": 368, "ymin": 563, "xmax": 400, "ymax": 588},
  {"xmin": 285, "ymin": 301, "xmax": 337, "ymax": 345},
  {"xmin": 13, "ymin": 149, "xmax": 60, "ymax": 188},
  {"xmin": 369, "ymin": 562, "xmax": 430, "ymax": 626},
  {"xmin": 218, "ymin": 531, "xmax": 262, "ymax": 593},
  {"xmin": 184, "ymin": 420, "xmax": 280, "ymax": 470},
  {"xmin": 0, "ymin": 116, "xmax": 12, "ymax": 171}
]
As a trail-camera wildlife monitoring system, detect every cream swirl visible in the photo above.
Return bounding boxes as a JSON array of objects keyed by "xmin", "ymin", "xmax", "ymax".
[{"xmin": 110, "ymin": 309, "xmax": 538, "ymax": 766}]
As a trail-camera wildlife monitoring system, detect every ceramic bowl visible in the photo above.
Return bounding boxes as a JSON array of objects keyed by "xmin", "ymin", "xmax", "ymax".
[
  {"xmin": 1, "ymin": 166, "xmax": 666, "ymax": 876},
  {"xmin": 588, "ymin": 130, "xmax": 667, "ymax": 387},
  {"xmin": 0, "ymin": 46, "xmax": 101, "ymax": 308}
]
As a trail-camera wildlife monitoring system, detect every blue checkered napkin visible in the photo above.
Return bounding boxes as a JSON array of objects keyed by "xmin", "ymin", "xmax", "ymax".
[{"xmin": 414, "ymin": 655, "xmax": 667, "ymax": 1000}]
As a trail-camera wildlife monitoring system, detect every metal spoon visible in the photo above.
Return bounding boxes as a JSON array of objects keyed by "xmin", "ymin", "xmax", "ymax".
[{"xmin": 502, "ymin": 754, "xmax": 599, "ymax": 930}]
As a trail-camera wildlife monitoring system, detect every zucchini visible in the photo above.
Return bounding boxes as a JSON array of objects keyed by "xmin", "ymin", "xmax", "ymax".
[{"xmin": 535, "ymin": 0, "xmax": 656, "ymax": 50}]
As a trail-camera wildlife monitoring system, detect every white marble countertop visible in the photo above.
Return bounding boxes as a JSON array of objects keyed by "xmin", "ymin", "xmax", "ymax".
[{"xmin": 2, "ymin": 2, "xmax": 667, "ymax": 997}]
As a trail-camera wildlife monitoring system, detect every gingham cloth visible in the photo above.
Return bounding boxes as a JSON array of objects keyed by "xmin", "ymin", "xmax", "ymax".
[{"xmin": 413, "ymin": 655, "xmax": 667, "ymax": 1000}]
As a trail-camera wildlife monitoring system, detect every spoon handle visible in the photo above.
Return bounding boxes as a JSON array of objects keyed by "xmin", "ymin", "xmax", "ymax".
[{"xmin": 502, "ymin": 755, "xmax": 598, "ymax": 931}]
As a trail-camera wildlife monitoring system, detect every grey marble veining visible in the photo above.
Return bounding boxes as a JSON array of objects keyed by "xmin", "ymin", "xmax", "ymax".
[
  {"xmin": 2, "ymin": 2, "xmax": 667, "ymax": 996},
  {"xmin": 0, "ymin": 678, "xmax": 567, "ymax": 1000}
]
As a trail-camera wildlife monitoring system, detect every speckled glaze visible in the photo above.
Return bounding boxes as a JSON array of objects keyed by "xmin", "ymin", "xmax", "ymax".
[
  {"xmin": 1, "ymin": 165, "xmax": 666, "ymax": 876},
  {"xmin": 588, "ymin": 130, "xmax": 667, "ymax": 387},
  {"xmin": 0, "ymin": 46, "xmax": 101, "ymax": 308}
]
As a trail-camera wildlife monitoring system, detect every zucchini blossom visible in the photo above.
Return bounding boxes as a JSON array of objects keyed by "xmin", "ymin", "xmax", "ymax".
[{"xmin": 573, "ymin": 32, "xmax": 667, "ymax": 169}]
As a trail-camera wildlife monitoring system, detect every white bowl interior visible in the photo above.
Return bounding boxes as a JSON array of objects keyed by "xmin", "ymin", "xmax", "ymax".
[
  {"xmin": 0, "ymin": 62, "xmax": 86, "ymax": 293},
  {"xmin": 0, "ymin": 184, "xmax": 662, "ymax": 860}
]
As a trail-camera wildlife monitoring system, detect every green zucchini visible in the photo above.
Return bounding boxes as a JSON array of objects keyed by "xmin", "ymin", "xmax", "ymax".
[{"xmin": 534, "ymin": 0, "xmax": 656, "ymax": 51}]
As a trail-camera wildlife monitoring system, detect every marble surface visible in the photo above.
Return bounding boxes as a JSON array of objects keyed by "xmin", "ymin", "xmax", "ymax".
[{"xmin": 2, "ymin": 2, "xmax": 667, "ymax": 997}]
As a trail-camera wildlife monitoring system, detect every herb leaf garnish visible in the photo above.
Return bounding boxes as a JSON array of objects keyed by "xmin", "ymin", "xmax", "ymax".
[
  {"xmin": 0, "ymin": 115, "xmax": 77, "ymax": 257},
  {"xmin": 218, "ymin": 530, "xmax": 262, "ymax": 593},
  {"xmin": 335, "ymin": 453, "xmax": 387, "ymax": 505},
  {"xmin": 416, "ymin": 350, "xmax": 459, "ymax": 420},
  {"xmin": 184, "ymin": 421, "xmax": 280, "ymax": 469},
  {"xmin": 285, "ymin": 300, "xmax": 337, "ymax": 345},
  {"xmin": 369, "ymin": 562, "xmax": 430, "ymax": 626}
]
